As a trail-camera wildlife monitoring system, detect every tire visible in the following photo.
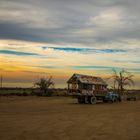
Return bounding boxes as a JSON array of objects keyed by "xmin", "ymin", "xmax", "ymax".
[
  {"xmin": 119, "ymin": 98, "xmax": 122, "ymax": 102},
  {"xmin": 84, "ymin": 96, "xmax": 89, "ymax": 104},
  {"xmin": 114, "ymin": 97, "xmax": 118, "ymax": 102},
  {"xmin": 89, "ymin": 96, "xmax": 97, "ymax": 104},
  {"xmin": 111, "ymin": 98, "xmax": 115, "ymax": 103}
]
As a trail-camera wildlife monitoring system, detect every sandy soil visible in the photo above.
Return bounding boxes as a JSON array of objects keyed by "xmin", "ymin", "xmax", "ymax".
[{"xmin": 0, "ymin": 96, "xmax": 139, "ymax": 140}]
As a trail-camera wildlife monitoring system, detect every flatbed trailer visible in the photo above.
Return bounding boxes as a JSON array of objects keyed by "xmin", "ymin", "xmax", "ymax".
[{"xmin": 68, "ymin": 92, "xmax": 106, "ymax": 104}]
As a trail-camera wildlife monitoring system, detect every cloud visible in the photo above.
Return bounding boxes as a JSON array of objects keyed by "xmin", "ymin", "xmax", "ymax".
[
  {"xmin": 43, "ymin": 47, "xmax": 127, "ymax": 53},
  {"xmin": 73, "ymin": 65, "xmax": 113, "ymax": 69},
  {"xmin": 34, "ymin": 66, "xmax": 56, "ymax": 69},
  {"xmin": 113, "ymin": 60, "xmax": 140, "ymax": 64},
  {"xmin": 0, "ymin": 0, "xmax": 140, "ymax": 44},
  {"xmin": 0, "ymin": 50, "xmax": 39, "ymax": 56},
  {"xmin": 0, "ymin": 0, "xmax": 140, "ymax": 88},
  {"xmin": 72, "ymin": 65, "xmax": 140, "ymax": 74},
  {"xmin": 32, "ymin": 65, "xmax": 140, "ymax": 75}
]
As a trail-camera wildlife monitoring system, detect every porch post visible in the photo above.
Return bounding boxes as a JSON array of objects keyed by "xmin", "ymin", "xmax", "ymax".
[{"xmin": 68, "ymin": 83, "xmax": 70, "ymax": 90}]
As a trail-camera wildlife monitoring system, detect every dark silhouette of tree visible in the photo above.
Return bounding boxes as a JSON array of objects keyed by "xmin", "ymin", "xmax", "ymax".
[
  {"xmin": 109, "ymin": 69, "xmax": 134, "ymax": 95},
  {"xmin": 35, "ymin": 76, "xmax": 54, "ymax": 95}
]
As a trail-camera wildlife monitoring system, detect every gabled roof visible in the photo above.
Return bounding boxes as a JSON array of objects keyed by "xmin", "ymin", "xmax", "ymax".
[{"xmin": 67, "ymin": 73, "xmax": 107, "ymax": 85}]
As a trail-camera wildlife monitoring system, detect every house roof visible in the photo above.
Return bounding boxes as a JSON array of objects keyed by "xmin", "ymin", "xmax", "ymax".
[{"xmin": 67, "ymin": 73, "xmax": 107, "ymax": 85}]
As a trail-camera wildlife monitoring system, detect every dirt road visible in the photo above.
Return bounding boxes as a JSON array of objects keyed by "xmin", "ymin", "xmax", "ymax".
[{"xmin": 0, "ymin": 96, "xmax": 139, "ymax": 140}]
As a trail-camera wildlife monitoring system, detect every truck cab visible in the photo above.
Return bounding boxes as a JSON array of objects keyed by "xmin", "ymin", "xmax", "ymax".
[{"xmin": 103, "ymin": 92, "xmax": 120, "ymax": 102}]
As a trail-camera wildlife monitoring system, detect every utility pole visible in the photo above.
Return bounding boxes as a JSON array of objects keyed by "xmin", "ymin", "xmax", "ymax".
[{"xmin": 0, "ymin": 75, "xmax": 3, "ymax": 88}]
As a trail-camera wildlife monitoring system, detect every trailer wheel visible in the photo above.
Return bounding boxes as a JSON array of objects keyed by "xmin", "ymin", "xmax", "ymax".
[
  {"xmin": 90, "ymin": 96, "xmax": 97, "ymax": 104},
  {"xmin": 84, "ymin": 96, "xmax": 89, "ymax": 104}
]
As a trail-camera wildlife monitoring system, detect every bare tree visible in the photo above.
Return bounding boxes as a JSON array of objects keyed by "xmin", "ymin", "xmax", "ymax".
[
  {"xmin": 109, "ymin": 69, "xmax": 134, "ymax": 95},
  {"xmin": 35, "ymin": 76, "xmax": 54, "ymax": 95}
]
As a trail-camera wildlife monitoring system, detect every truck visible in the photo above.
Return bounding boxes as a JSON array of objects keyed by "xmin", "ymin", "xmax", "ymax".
[{"xmin": 67, "ymin": 73, "xmax": 121, "ymax": 104}]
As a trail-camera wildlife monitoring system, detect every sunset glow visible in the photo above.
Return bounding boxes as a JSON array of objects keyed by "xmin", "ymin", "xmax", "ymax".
[{"xmin": 0, "ymin": 0, "xmax": 140, "ymax": 88}]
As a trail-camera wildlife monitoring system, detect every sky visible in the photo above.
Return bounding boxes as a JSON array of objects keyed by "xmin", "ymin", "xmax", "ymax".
[{"xmin": 0, "ymin": 0, "xmax": 140, "ymax": 88}]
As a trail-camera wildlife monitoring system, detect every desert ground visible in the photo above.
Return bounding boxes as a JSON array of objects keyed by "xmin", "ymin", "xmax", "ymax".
[{"xmin": 0, "ymin": 96, "xmax": 139, "ymax": 140}]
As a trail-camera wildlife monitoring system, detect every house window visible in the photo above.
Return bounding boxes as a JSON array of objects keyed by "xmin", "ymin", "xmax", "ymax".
[
  {"xmin": 83, "ymin": 84, "xmax": 92, "ymax": 90},
  {"xmin": 83, "ymin": 84, "xmax": 88, "ymax": 89},
  {"xmin": 72, "ymin": 83, "xmax": 77, "ymax": 89}
]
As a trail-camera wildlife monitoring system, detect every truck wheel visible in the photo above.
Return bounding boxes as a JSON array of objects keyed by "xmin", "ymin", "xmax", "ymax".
[
  {"xmin": 118, "ymin": 97, "xmax": 122, "ymax": 102},
  {"xmin": 114, "ymin": 97, "xmax": 117, "ymax": 102},
  {"xmin": 111, "ymin": 98, "xmax": 115, "ymax": 103},
  {"xmin": 84, "ymin": 96, "xmax": 89, "ymax": 104},
  {"xmin": 90, "ymin": 96, "xmax": 97, "ymax": 104}
]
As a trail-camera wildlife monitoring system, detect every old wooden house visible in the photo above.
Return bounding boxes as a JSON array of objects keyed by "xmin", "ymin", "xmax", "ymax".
[{"xmin": 67, "ymin": 73, "xmax": 107, "ymax": 96}]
